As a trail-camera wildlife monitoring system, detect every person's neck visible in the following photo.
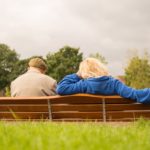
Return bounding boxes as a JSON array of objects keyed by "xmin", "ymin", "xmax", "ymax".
[{"xmin": 28, "ymin": 67, "xmax": 42, "ymax": 73}]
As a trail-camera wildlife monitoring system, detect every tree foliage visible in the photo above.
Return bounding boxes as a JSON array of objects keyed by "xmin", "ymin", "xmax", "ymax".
[
  {"xmin": 89, "ymin": 52, "xmax": 107, "ymax": 64},
  {"xmin": 46, "ymin": 46, "xmax": 83, "ymax": 81},
  {"xmin": 124, "ymin": 54, "xmax": 150, "ymax": 89},
  {"xmin": 0, "ymin": 44, "xmax": 19, "ymax": 90}
]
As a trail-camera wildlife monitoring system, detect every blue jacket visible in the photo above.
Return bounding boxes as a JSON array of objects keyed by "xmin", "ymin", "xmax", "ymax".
[{"xmin": 56, "ymin": 73, "xmax": 150, "ymax": 104}]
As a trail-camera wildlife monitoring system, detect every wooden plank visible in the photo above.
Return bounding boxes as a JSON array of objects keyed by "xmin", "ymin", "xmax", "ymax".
[
  {"xmin": 50, "ymin": 95, "xmax": 134, "ymax": 104},
  {"xmin": 0, "ymin": 94, "xmax": 134, "ymax": 104},
  {"xmin": 51, "ymin": 104, "xmax": 103, "ymax": 112},
  {"xmin": 0, "ymin": 100, "xmax": 47, "ymax": 104},
  {"xmin": 0, "ymin": 94, "xmax": 102, "ymax": 100},
  {"xmin": 106, "ymin": 118, "xmax": 145, "ymax": 122},
  {"xmin": 0, "ymin": 96, "xmax": 57, "ymax": 100},
  {"xmin": 52, "ymin": 112, "xmax": 103, "ymax": 119},
  {"xmin": 52, "ymin": 119, "xmax": 103, "ymax": 122},
  {"xmin": 0, "ymin": 119, "xmax": 103, "ymax": 122},
  {"xmin": 1, "ymin": 104, "xmax": 148, "ymax": 112},
  {"xmin": 0, "ymin": 112, "xmax": 49, "ymax": 119},
  {"xmin": 0, "ymin": 96, "xmax": 103, "ymax": 104},
  {"xmin": 0, "ymin": 119, "xmax": 50, "ymax": 121},
  {"xmin": 105, "ymin": 104, "xmax": 150, "ymax": 111},
  {"xmin": 104, "ymin": 98, "xmax": 135, "ymax": 104},
  {"xmin": 50, "ymin": 97, "xmax": 103, "ymax": 104},
  {"xmin": 0, "ymin": 105, "xmax": 48, "ymax": 112},
  {"xmin": 106, "ymin": 111, "xmax": 150, "ymax": 120}
]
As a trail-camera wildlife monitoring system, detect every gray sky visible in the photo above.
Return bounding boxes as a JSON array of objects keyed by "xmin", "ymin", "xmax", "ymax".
[{"xmin": 0, "ymin": 0, "xmax": 150, "ymax": 76}]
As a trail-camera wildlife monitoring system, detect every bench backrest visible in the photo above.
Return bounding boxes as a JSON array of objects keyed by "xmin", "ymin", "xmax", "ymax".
[{"xmin": 0, "ymin": 94, "xmax": 150, "ymax": 121}]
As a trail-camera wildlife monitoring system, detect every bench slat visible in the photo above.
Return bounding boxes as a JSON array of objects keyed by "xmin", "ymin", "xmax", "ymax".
[
  {"xmin": 0, "ymin": 100, "xmax": 47, "ymax": 104},
  {"xmin": 106, "ymin": 111, "xmax": 150, "ymax": 120},
  {"xmin": 0, "ymin": 104, "xmax": 103, "ymax": 112},
  {"xmin": 0, "ymin": 112, "xmax": 49, "ymax": 119},
  {"xmin": 51, "ymin": 104, "xmax": 103, "ymax": 112},
  {"xmin": 2, "ymin": 104, "xmax": 148, "ymax": 112},
  {"xmin": 105, "ymin": 104, "xmax": 150, "ymax": 111},
  {"xmin": 50, "ymin": 97, "xmax": 134, "ymax": 104},
  {"xmin": 0, "ymin": 105, "xmax": 48, "ymax": 112},
  {"xmin": 52, "ymin": 112, "xmax": 103, "ymax": 119},
  {"xmin": 52, "ymin": 119, "xmax": 103, "ymax": 122}
]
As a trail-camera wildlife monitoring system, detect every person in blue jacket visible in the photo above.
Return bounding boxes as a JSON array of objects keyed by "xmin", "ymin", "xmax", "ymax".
[{"xmin": 56, "ymin": 57, "xmax": 150, "ymax": 104}]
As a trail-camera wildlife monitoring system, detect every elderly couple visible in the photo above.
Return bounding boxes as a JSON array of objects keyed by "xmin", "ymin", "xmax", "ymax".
[{"xmin": 11, "ymin": 57, "xmax": 150, "ymax": 103}]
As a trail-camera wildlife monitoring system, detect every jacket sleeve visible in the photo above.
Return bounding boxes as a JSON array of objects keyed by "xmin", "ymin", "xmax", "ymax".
[
  {"xmin": 114, "ymin": 79, "xmax": 150, "ymax": 104},
  {"xmin": 56, "ymin": 74, "xmax": 87, "ymax": 95},
  {"xmin": 10, "ymin": 82, "xmax": 15, "ymax": 97}
]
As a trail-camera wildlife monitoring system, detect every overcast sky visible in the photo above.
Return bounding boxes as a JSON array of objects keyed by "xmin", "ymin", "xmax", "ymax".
[{"xmin": 0, "ymin": 0, "xmax": 150, "ymax": 76}]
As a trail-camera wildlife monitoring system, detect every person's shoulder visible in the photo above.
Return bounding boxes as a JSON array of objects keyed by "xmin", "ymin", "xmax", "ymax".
[
  {"xmin": 108, "ymin": 76, "xmax": 125, "ymax": 85},
  {"xmin": 12, "ymin": 73, "xmax": 27, "ymax": 82},
  {"xmin": 95, "ymin": 75, "xmax": 121, "ymax": 83},
  {"xmin": 65, "ymin": 73, "xmax": 80, "ymax": 78},
  {"xmin": 11, "ymin": 73, "xmax": 27, "ymax": 87},
  {"xmin": 41, "ymin": 74, "xmax": 56, "ymax": 82}
]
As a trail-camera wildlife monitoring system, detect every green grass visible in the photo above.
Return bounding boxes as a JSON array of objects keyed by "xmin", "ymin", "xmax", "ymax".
[{"xmin": 0, "ymin": 120, "xmax": 150, "ymax": 150}]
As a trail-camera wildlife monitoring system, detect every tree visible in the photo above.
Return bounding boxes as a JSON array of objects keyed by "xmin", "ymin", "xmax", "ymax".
[
  {"xmin": 46, "ymin": 46, "xmax": 83, "ymax": 81},
  {"xmin": 89, "ymin": 52, "xmax": 108, "ymax": 64},
  {"xmin": 0, "ymin": 44, "xmax": 19, "ymax": 90},
  {"xmin": 124, "ymin": 54, "xmax": 150, "ymax": 89}
]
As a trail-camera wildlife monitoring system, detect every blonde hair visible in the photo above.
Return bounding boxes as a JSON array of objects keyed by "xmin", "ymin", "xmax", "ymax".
[{"xmin": 78, "ymin": 57, "xmax": 109, "ymax": 79}]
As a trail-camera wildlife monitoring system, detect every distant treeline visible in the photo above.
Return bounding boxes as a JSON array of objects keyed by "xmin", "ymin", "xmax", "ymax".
[{"xmin": 0, "ymin": 43, "xmax": 150, "ymax": 95}]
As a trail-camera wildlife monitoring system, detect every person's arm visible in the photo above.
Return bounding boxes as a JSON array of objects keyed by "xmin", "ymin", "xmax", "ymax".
[
  {"xmin": 50, "ymin": 80, "xmax": 57, "ymax": 95},
  {"xmin": 114, "ymin": 79, "xmax": 150, "ymax": 104},
  {"xmin": 56, "ymin": 73, "xmax": 87, "ymax": 95},
  {"xmin": 10, "ymin": 82, "xmax": 15, "ymax": 97}
]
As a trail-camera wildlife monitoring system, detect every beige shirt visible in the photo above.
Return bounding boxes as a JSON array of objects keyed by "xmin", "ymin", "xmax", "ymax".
[{"xmin": 11, "ymin": 68, "xmax": 57, "ymax": 97}]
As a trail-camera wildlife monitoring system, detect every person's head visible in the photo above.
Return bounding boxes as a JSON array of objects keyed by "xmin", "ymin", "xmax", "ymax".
[
  {"xmin": 28, "ymin": 57, "xmax": 47, "ymax": 73},
  {"xmin": 78, "ymin": 57, "xmax": 109, "ymax": 79}
]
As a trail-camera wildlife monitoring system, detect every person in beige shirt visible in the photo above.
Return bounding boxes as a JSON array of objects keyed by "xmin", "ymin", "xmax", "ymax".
[{"xmin": 11, "ymin": 57, "xmax": 57, "ymax": 97}]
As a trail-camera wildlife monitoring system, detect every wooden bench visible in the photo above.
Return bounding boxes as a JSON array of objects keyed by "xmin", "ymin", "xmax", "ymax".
[{"xmin": 0, "ymin": 94, "xmax": 150, "ymax": 122}]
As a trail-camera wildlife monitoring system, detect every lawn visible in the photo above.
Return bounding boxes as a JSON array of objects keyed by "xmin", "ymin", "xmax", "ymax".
[{"xmin": 0, "ymin": 120, "xmax": 150, "ymax": 150}]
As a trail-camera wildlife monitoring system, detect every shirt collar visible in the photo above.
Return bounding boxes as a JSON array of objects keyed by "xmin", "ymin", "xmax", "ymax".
[{"xmin": 27, "ymin": 67, "xmax": 41, "ymax": 74}]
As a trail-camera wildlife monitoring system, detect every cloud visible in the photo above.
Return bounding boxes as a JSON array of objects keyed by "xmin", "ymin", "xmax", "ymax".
[{"xmin": 0, "ymin": 0, "xmax": 150, "ymax": 75}]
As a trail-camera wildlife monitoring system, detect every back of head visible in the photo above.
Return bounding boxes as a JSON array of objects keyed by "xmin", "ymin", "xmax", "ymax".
[
  {"xmin": 28, "ymin": 58, "xmax": 47, "ymax": 72},
  {"xmin": 78, "ymin": 57, "xmax": 109, "ymax": 79}
]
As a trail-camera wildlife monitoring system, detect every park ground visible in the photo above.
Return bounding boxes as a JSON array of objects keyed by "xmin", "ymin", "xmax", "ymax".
[{"xmin": 0, "ymin": 120, "xmax": 150, "ymax": 150}]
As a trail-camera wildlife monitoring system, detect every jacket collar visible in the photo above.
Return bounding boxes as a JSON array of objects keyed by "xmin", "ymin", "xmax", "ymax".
[{"xmin": 27, "ymin": 67, "xmax": 41, "ymax": 74}]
